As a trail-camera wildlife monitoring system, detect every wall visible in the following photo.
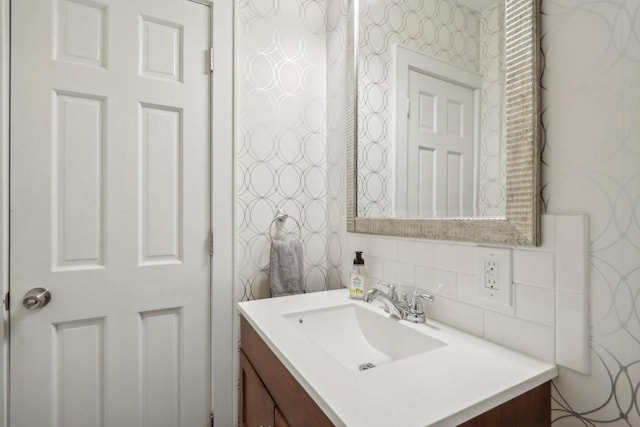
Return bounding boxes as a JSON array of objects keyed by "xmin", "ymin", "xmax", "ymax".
[
  {"xmin": 541, "ymin": 0, "xmax": 640, "ymax": 425},
  {"xmin": 326, "ymin": 0, "xmax": 349, "ymax": 289},
  {"xmin": 236, "ymin": 0, "xmax": 343, "ymax": 302},
  {"xmin": 234, "ymin": 0, "xmax": 640, "ymax": 425},
  {"xmin": 348, "ymin": 0, "xmax": 640, "ymax": 425}
]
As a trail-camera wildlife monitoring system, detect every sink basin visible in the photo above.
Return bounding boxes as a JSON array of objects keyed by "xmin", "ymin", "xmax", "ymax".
[{"xmin": 284, "ymin": 303, "xmax": 445, "ymax": 371}]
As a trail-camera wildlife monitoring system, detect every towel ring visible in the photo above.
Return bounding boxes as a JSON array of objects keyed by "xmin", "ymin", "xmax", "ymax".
[{"xmin": 268, "ymin": 208, "xmax": 302, "ymax": 242}]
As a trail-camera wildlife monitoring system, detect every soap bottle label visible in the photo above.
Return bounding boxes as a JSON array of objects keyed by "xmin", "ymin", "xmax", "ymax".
[{"xmin": 350, "ymin": 274, "xmax": 364, "ymax": 299}]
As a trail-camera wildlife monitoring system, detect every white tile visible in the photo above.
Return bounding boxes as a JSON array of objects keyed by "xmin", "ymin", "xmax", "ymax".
[
  {"xmin": 346, "ymin": 233, "xmax": 367, "ymax": 254},
  {"xmin": 346, "ymin": 233, "xmax": 397, "ymax": 261},
  {"xmin": 556, "ymin": 291, "xmax": 590, "ymax": 374},
  {"xmin": 366, "ymin": 235, "xmax": 398, "ymax": 260},
  {"xmin": 364, "ymin": 256, "xmax": 384, "ymax": 281},
  {"xmin": 513, "ymin": 250, "xmax": 555, "ymax": 289},
  {"xmin": 484, "ymin": 311, "xmax": 555, "ymax": 363},
  {"xmin": 433, "ymin": 297, "xmax": 484, "ymax": 337},
  {"xmin": 434, "ymin": 243, "xmax": 475, "ymax": 274},
  {"xmin": 382, "ymin": 260, "xmax": 414, "ymax": 286},
  {"xmin": 515, "ymin": 284, "xmax": 555, "ymax": 326},
  {"xmin": 539, "ymin": 214, "xmax": 556, "ymax": 251},
  {"xmin": 414, "ymin": 265, "xmax": 457, "ymax": 298},
  {"xmin": 555, "ymin": 215, "xmax": 589, "ymax": 293},
  {"xmin": 396, "ymin": 239, "xmax": 435, "ymax": 266},
  {"xmin": 456, "ymin": 273, "xmax": 515, "ymax": 315}
]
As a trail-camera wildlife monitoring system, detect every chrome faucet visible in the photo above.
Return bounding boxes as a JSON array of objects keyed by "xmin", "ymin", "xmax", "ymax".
[
  {"xmin": 363, "ymin": 288, "xmax": 406, "ymax": 319},
  {"xmin": 375, "ymin": 281, "xmax": 408, "ymax": 310},
  {"xmin": 404, "ymin": 292, "xmax": 434, "ymax": 323},
  {"xmin": 364, "ymin": 284, "xmax": 433, "ymax": 324}
]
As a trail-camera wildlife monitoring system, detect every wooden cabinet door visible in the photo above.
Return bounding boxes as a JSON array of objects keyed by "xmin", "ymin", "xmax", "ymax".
[
  {"xmin": 274, "ymin": 407, "xmax": 290, "ymax": 427},
  {"xmin": 241, "ymin": 352, "xmax": 275, "ymax": 427}
]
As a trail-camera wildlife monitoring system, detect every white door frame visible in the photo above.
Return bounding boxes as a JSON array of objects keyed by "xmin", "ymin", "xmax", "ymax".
[
  {"xmin": 0, "ymin": 0, "xmax": 9, "ymax": 425},
  {"xmin": 0, "ymin": 0, "xmax": 235, "ymax": 425},
  {"xmin": 209, "ymin": 0, "xmax": 235, "ymax": 426},
  {"xmin": 392, "ymin": 44, "xmax": 483, "ymax": 217}
]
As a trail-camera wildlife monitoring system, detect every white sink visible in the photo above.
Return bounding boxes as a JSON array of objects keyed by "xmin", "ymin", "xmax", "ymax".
[
  {"xmin": 239, "ymin": 289, "xmax": 558, "ymax": 426},
  {"xmin": 284, "ymin": 303, "xmax": 446, "ymax": 371}
]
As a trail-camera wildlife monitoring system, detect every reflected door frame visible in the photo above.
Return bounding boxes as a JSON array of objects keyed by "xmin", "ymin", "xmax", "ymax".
[{"xmin": 392, "ymin": 44, "xmax": 482, "ymax": 218}]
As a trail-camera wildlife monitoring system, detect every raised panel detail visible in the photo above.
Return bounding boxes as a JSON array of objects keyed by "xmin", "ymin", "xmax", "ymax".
[
  {"xmin": 140, "ymin": 16, "xmax": 183, "ymax": 82},
  {"xmin": 53, "ymin": 92, "xmax": 106, "ymax": 271},
  {"xmin": 55, "ymin": 0, "xmax": 108, "ymax": 68},
  {"xmin": 447, "ymin": 100, "xmax": 463, "ymax": 137},
  {"xmin": 418, "ymin": 148, "xmax": 435, "ymax": 217},
  {"xmin": 140, "ymin": 308, "xmax": 183, "ymax": 427},
  {"xmin": 53, "ymin": 318, "xmax": 105, "ymax": 427},
  {"xmin": 139, "ymin": 104, "xmax": 183, "ymax": 265},
  {"xmin": 447, "ymin": 152, "xmax": 462, "ymax": 216},
  {"xmin": 418, "ymin": 92, "xmax": 436, "ymax": 132}
]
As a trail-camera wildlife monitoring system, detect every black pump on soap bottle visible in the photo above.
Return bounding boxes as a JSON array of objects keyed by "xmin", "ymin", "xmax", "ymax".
[{"xmin": 349, "ymin": 251, "xmax": 366, "ymax": 299}]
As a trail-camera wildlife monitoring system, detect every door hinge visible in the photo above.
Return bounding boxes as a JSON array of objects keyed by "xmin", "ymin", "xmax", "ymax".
[
  {"xmin": 209, "ymin": 47, "xmax": 214, "ymax": 73},
  {"xmin": 210, "ymin": 411, "xmax": 214, "ymax": 427},
  {"xmin": 208, "ymin": 231, "xmax": 214, "ymax": 256},
  {"xmin": 3, "ymin": 291, "xmax": 8, "ymax": 311},
  {"xmin": 407, "ymin": 98, "xmax": 411, "ymax": 118}
]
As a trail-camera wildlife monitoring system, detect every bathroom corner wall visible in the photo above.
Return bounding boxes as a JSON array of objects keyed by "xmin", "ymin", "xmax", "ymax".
[
  {"xmin": 236, "ymin": 0, "xmax": 343, "ymax": 302},
  {"xmin": 234, "ymin": 0, "xmax": 640, "ymax": 425},
  {"xmin": 326, "ymin": 0, "xmax": 350, "ymax": 290}
]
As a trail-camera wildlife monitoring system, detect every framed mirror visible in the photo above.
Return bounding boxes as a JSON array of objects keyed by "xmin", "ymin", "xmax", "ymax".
[{"xmin": 347, "ymin": 0, "xmax": 541, "ymax": 246}]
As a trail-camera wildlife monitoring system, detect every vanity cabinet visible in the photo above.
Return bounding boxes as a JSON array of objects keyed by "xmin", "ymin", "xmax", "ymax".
[
  {"xmin": 240, "ymin": 351, "xmax": 285, "ymax": 427},
  {"xmin": 241, "ymin": 316, "xmax": 333, "ymax": 427},
  {"xmin": 240, "ymin": 316, "xmax": 551, "ymax": 427}
]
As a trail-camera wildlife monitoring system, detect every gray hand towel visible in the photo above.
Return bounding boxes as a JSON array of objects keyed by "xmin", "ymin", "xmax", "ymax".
[{"xmin": 270, "ymin": 239, "xmax": 305, "ymax": 297}]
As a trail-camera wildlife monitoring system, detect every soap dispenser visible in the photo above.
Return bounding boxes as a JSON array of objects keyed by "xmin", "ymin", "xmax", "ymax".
[{"xmin": 349, "ymin": 251, "xmax": 367, "ymax": 299}]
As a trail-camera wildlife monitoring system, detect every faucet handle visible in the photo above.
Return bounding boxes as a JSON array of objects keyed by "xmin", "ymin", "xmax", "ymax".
[
  {"xmin": 405, "ymin": 291, "xmax": 434, "ymax": 323},
  {"xmin": 398, "ymin": 292, "xmax": 409, "ymax": 309},
  {"xmin": 412, "ymin": 291, "xmax": 433, "ymax": 303},
  {"xmin": 377, "ymin": 281, "xmax": 399, "ymax": 301},
  {"xmin": 409, "ymin": 291, "xmax": 434, "ymax": 309}
]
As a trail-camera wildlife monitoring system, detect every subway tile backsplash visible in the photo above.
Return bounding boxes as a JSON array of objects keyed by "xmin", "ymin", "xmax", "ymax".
[{"xmin": 344, "ymin": 214, "xmax": 590, "ymax": 373}]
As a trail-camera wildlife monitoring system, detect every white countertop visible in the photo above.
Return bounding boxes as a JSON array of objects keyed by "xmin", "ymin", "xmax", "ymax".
[{"xmin": 239, "ymin": 289, "xmax": 558, "ymax": 427}]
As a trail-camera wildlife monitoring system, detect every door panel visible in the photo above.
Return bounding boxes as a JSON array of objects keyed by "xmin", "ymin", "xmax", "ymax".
[
  {"xmin": 10, "ymin": 1, "xmax": 211, "ymax": 426},
  {"xmin": 407, "ymin": 69, "xmax": 475, "ymax": 218}
]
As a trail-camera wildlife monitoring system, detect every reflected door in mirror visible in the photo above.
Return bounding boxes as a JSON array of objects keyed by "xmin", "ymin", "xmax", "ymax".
[{"xmin": 400, "ymin": 70, "xmax": 475, "ymax": 218}]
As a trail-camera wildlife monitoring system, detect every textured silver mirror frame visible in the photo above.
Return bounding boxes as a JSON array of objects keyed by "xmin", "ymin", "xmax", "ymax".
[{"xmin": 346, "ymin": 0, "xmax": 541, "ymax": 246}]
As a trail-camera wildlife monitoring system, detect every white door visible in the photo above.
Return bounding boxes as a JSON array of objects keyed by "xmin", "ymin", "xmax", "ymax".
[
  {"xmin": 405, "ymin": 69, "xmax": 475, "ymax": 218},
  {"xmin": 10, "ymin": 0, "xmax": 211, "ymax": 426}
]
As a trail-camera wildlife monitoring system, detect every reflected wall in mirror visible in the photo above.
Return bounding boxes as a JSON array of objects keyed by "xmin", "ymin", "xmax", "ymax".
[
  {"xmin": 358, "ymin": 0, "xmax": 506, "ymax": 219},
  {"xmin": 347, "ymin": 0, "xmax": 540, "ymax": 246}
]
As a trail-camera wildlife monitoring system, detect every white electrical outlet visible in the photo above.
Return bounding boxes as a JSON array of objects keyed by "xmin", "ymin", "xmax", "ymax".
[{"xmin": 475, "ymin": 246, "xmax": 512, "ymax": 306}]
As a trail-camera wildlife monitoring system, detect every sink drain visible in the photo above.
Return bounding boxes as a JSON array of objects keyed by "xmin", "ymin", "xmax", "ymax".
[{"xmin": 358, "ymin": 362, "xmax": 376, "ymax": 371}]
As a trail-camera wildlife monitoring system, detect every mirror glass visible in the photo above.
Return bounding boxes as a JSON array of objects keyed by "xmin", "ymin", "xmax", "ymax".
[
  {"xmin": 347, "ymin": 0, "xmax": 540, "ymax": 246},
  {"xmin": 357, "ymin": 0, "xmax": 506, "ymax": 219}
]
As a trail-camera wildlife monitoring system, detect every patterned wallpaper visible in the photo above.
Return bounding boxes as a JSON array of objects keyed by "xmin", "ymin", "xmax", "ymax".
[
  {"xmin": 541, "ymin": 0, "xmax": 640, "ymax": 425},
  {"xmin": 236, "ymin": 0, "xmax": 343, "ymax": 301},
  {"xmin": 326, "ymin": 0, "xmax": 349, "ymax": 290},
  {"xmin": 357, "ymin": 0, "xmax": 507, "ymax": 217},
  {"xmin": 234, "ymin": 0, "xmax": 640, "ymax": 425}
]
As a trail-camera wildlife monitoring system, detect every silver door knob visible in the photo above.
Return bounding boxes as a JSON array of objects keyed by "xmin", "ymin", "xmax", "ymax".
[{"xmin": 22, "ymin": 287, "xmax": 51, "ymax": 309}]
